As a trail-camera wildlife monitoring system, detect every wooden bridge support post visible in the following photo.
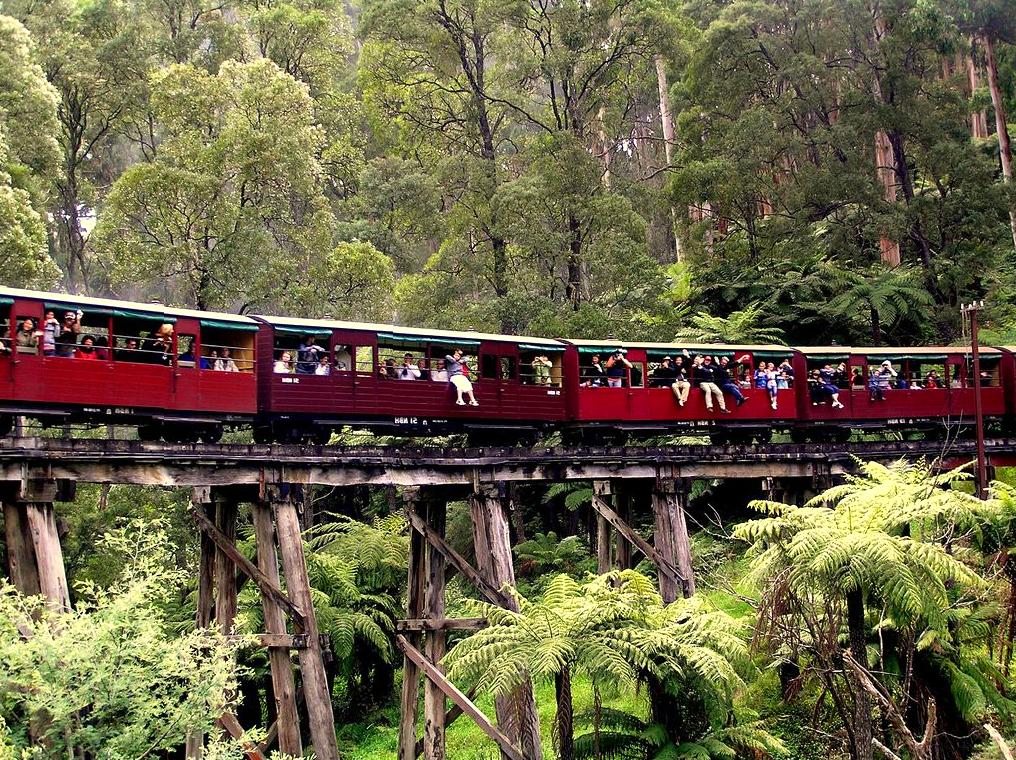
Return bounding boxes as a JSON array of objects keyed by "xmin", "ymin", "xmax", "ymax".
[
  {"xmin": 651, "ymin": 479, "xmax": 695, "ymax": 603},
  {"xmin": 399, "ymin": 489, "xmax": 427, "ymax": 760},
  {"xmin": 214, "ymin": 495, "xmax": 239, "ymax": 635},
  {"xmin": 269, "ymin": 484, "xmax": 339, "ymax": 760},
  {"xmin": 469, "ymin": 485, "xmax": 543, "ymax": 760},
  {"xmin": 423, "ymin": 496, "xmax": 447, "ymax": 760},
  {"xmin": 592, "ymin": 480, "xmax": 612, "ymax": 573},
  {"xmin": 251, "ymin": 500, "xmax": 302, "ymax": 758},
  {"xmin": 614, "ymin": 484, "xmax": 634, "ymax": 571},
  {"xmin": 1, "ymin": 480, "xmax": 72, "ymax": 611}
]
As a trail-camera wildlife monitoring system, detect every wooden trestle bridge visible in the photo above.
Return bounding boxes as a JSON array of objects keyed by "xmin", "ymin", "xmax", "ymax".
[{"xmin": 1, "ymin": 436, "xmax": 1012, "ymax": 760}]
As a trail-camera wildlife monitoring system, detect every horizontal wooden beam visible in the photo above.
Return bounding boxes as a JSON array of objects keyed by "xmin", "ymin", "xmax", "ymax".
[
  {"xmin": 226, "ymin": 633, "xmax": 308, "ymax": 649},
  {"xmin": 189, "ymin": 505, "xmax": 306, "ymax": 631},
  {"xmin": 395, "ymin": 635, "xmax": 524, "ymax": 760},
  {"xmin": 404, "ymin": 506, "xmax": 513, "ymax": 608},
  {"xmin": 397, "ymin": 617, "xmax": 488, "ymax": 632}
]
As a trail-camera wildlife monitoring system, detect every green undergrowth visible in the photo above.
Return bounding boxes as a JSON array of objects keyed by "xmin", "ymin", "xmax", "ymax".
[{"xmin": 336, "ymin": 674, "xmax": 647, "ymax": 759}]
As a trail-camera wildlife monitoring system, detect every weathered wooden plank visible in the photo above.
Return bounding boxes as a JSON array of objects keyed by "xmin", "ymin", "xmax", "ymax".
[
  {"xmin": 470, "ymin": 489, "xmax": 543, "ymax": 760},
  {"xmin": 218, "ymin": 712, "xmax": 266, "ymax": 760},
  {"xmin": 590, "ymin": 490, "xmax": 683, "ymax": 590},
  {"xmin": 224, "ymin": 633, "xmax": 307, "ymax": 649},
  {"xmin": 404, "ymin": 505, "xmax": 511, "ymax": 608},
  {"xmin": 23, "ymin": 503, "xmax": 69, "ymax": 610},
  {"xmin": 397, "ymin": 618, "xmax": 488, "ymax": 632},
  {"xmin": 214, "ymin": 500, "xmax": 238, "ymax": 634},
  {"xmin": 415, "ymin": 688, "xmax": 478, "ymax": 759},
  {"xmin": 252, "ymin": 501, "xmax": 303, "ymax": 757},
  {"xmin": 189, "ymin": 505, "xmax": 306, "ymax": 630},
  {"xmin": 593, "ymin": 481, "xmax": 612, "ymax": 574},
  {"xmin": 424, "ymin": 499, "xmax": 447, "ymax": 760},
  {"xmin": 273, "ymin": 494, "xmax": 339, "ymax": 760},
  {"xmin": 614, "ymin": 487, "xmax": 633, "ymax": 570},
  {"xmin": 396, "ymin": 635, "xmax": 525, "ymax": 760},
  {"xmin": 3, "ymin": 501, "xmax": 40, "ymax": 596},
  {"xmin": 399, "ymin": 502, "xmax": 427, "ymax": 760}
]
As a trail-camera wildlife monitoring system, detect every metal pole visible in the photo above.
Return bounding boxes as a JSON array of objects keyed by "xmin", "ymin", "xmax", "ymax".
[{"xmin": 963, "ymin": 301, "xmax": 988, "ymax": 499}]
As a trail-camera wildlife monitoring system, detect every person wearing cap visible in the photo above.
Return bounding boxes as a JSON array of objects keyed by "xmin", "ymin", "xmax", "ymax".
[
  {"xmin": 672, "ymin": 355, "xmax": 691, "ymax": 406},
  {"xmin": 54, "ymin": 310, "xmax": 81, "ymax": 357},
  {"xmin": 605, "ymin": 347, "xmax": 632, "ymax": 388},
  {"xmin": 869, "ymin": 359, "xmax": 897, "ymax": 401},
  {"xmin": 651, "ymin": 356, "xmax": 679, "ymax": 388}
]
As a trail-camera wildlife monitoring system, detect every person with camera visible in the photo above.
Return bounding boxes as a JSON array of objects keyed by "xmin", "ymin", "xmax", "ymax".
[
  {"xmin": 399, "ymin": 353, "xmax": 421, "ymax": 380},
  {"xmin": 54, "ymin": 310, "xmax": 82, "ymax": 358},
  {"xmin": 582, "ymin": 354, "xmax": 607, "ymax": 387},
  {"xmin": 605, "ymin": 348, "xmax": 632, "ymax": 387}
]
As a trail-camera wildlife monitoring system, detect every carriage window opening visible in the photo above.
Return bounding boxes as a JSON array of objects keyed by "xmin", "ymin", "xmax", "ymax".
[
  {"xmin": 377, "ymin": 339, "xmax": 432, "ymax": 380},
  {"xmin": 964, "ymin": 356, "xmax": 1000, "ymax": 387},
  {"xmin": 113, "ymin": 320, "xmax": 174, "ymax": 365},
  {"xmin": 178, "ymin": 334, "xmax": 198, "ymax": 368},
  {"xmin": 355, "ymin": 346, "xmax": 374, "ymax": 373},
  {"xmin": 520, "ymin": 350, "xmax": 561, "ymax": 386},
  {"xmin": 500, "ymin": 356, "xmax": 517, "ymax": 380},
  {"xmin": 333, "ymin": 344, "xmax": 352, "ymax": 372},
  {"xmin": 481, "ymin": 354, "xmax": 498, "ymax": 379},
  {"xmin": 629, "ymin": 362, "xmax": 645, "ymax": 388},
  {"xmin": 201, "ymin": 326, "xmax": 254, "ymax": 372},
  {"xmin": 14, "ymin": 315, "xmax": 40, "ymax": 354}
]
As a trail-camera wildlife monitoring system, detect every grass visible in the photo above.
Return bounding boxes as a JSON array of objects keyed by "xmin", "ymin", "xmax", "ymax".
[{"xmin": 337, "ymin": 673, "xmax": 648, "ymax": 760}]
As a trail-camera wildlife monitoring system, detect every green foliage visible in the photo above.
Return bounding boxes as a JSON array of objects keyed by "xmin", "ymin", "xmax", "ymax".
[
  {"xmin": 0, "ymin": 521, "xmax": 241, "ymax": 757},
  {"xmin": 515, "ymin": 532, "xmax": 590, "ymax": 575},
  {"xmin": 675, "ymin": 302, "xmax": 786, "ymax": 345}
]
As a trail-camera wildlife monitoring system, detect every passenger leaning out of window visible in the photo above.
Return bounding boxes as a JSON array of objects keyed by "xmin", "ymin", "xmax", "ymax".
[
  {"xmin": 445, "ymin": 348, "xmax": 478, "ymax": 406},
  {"xmin": 54, "ymin": 310, "xmax": 82, "ymax": 357},
  {"xmin": 605, "ymin": 348, "xmax": 632, "ymax": 388},
  {"xmin": 144, "ymin": 324, "xmax": 173, "ymax": 366},
  {"xmin": 76, "ymin": 335, "xmax": 100, "ymax": 360},
  {"xmin": 868, "ymin": 360, "xmax": 896, "ymax": 401},
  {"xmin": 296, "ymin": 336, "xmax": 324, "ymax": 374},
  {"xmin": 15, "ymin": 317, "xmax": 40, "ymax": 354}
]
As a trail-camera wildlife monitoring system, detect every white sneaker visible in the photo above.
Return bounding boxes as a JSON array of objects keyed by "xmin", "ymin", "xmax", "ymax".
[
  {"xmin": 469, "ymin": 400, "xmax": 479, "ymax": 406},
  {"xmin": 455, "ymin": 400, "xmax": 465, "ymax": 406}
]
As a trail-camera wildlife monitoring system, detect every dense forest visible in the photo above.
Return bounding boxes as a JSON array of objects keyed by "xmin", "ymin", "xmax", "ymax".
[
  {"xmin": 5, "ymin": 0, "xmax": 1016, "ymax": 759},
  {"xmin": 1, "ymin": 0, "xmax": 1015, "ymax": 345}
]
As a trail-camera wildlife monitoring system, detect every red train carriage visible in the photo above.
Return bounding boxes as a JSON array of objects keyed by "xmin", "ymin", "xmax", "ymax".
[
  {"xmin": 253, "ymin": 316, "xmax": 567, "ymax": 443},
  {"xmin": 793, "ymin": 346, "xmax": 1014, "ymax": 440},
  {"xmin": 562, "ymin": 341, "xmax": 801, "ymax": 444},
  {"xmin": 0, "ymin": 287, "xmax": 257, "ymax": 441}
]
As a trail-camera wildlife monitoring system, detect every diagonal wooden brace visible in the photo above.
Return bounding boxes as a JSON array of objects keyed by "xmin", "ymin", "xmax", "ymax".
[
  {"xmin": 188, "ymin": 505, "xmax": 306, "ymax": 631},
  {"xmin": 404, "ymin": 504, "xmax": 513, "ymax": 608},
  {"xmin": 588, "ymin": 489, "xmax": 686, "ymax": 587},
  {"xmin": 396, "ymin": 635, "xmax": 525, "ymax": 760}
]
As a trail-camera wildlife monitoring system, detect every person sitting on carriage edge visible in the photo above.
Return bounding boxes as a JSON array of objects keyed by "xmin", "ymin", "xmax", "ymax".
[
  {"xmin": 696, "ymin": 355, "xmax": 729, "ymax": 413},
  {"xmin": 445, "ymin": 348, "xmax": 478, "ymax": 406},
  {"xmin": 716, "ymin": 356, "xmax": 747, "ymax": 407}
]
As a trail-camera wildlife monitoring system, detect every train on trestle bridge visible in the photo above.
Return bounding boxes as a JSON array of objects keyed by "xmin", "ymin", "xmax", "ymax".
[{"xmin": 0, "ymin": 286, "xmax": 1012, "ymax": 446}]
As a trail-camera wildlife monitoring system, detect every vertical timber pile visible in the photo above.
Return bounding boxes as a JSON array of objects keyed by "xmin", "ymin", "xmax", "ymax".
[
  {"xmin": 651, "ymin": 478, "xmax": 695, "ymax": 602},
  {"xmin": 188, "ymin": 485, "xmax": 338, "ymax": 760},
  {"xmin": 593, "ymin": 481, "xmax": 612, "ymax": 574},
  {"xmin": 1, "ymin": 479, "xmax": 72, "ymax": 610},
  {"xmin": 251, "ymin": 499, "xmax": 302, "ymax": 757},
  {"xmin": 614, "ymin": 483, "xmax": 633, "ymax": 570},
  {"xmin": 270, "ymin": 484, "xmax": 339, "ymax": 760},
  {"xmin": 398, "ymin": 490, "xmax": 428, "ymax": 760},
  {"xmin": 470, "ymin": 485, "xmax": 544, "ymax": 760},
  {"xmin": 423, "ymin": 497, "xmax": 447, "ymax": 759}
]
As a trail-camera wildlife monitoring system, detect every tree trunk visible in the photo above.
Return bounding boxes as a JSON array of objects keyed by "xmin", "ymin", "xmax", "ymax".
[
  {"xmin": 871, "ymin": 306, "xmax": 881, "ymax": 346},
  {"xmin": 846, "ymin": 588, "xmax": 874, "ymax": 760},
  {"xmin": 984, "ymin": 34, "xmax": 1016, "ymax": 253},
  {"xmin": 555, "ymin": 666, "xmax": 574, "ymax": 760},
  {"xmin": 566, "ymin": 213, "xmax": 583, "ymax": 310},
  {"xmin": 654, "ymin": 54, "xmax": 682, "ymax": 262},
  {"xmin": 966, "ymin": 43, "xmax": 990, "ymax": 139},
  {"xmin": 874, "ymin": 131, "xmax": 901, "ymax": 266}
]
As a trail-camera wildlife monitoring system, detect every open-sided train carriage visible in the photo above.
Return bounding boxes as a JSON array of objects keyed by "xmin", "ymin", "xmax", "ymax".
[
  {"xmin": 253, "ymin": 315, "xmax": 568, "ymax": 443},
  {"xmin": 561, "ymin": 341, "xmax": 801, "ymax": 444},
  {"xmin": 793, "ymin": 346, "xmax": 1014, "ymax": 441},
  {"xmin": 0, "ymin": 287, "xmax": 258, "ymax": 441}
]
